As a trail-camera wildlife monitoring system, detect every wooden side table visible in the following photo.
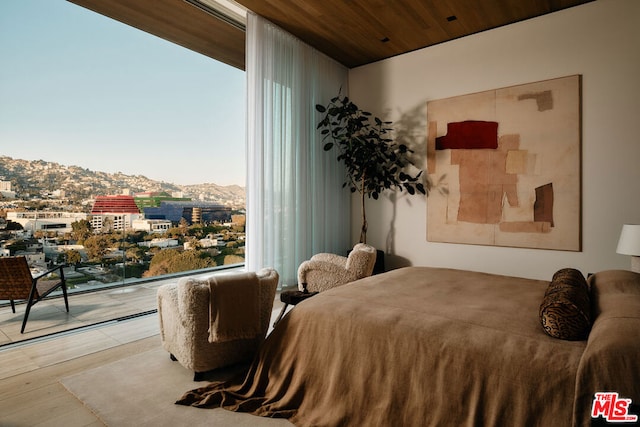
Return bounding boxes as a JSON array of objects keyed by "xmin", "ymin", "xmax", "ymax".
[{"xmin": 273, "ymin": 286, "xmax": 318, "ymax": 327}]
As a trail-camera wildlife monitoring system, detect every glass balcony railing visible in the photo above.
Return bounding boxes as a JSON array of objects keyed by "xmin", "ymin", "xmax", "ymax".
[{"xmin": 0, "ymin": 259, "xmax": 245, "ymax": 347}]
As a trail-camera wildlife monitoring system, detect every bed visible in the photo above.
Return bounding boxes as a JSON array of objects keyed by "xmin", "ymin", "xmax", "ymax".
[{"xmin": 176, "ymin": 267, "xmax": 640, "ymax": 426}]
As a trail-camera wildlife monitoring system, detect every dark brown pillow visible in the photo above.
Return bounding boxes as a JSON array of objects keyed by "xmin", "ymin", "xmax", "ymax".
[{"xmin": 539, "ymin": 268, "xmax": 591, "ymax": 340}]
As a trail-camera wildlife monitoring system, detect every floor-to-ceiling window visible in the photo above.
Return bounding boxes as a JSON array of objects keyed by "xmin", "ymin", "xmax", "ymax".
[{"xmin": 0, "ymin": 0, "xmax": 246, "ymax": 341}]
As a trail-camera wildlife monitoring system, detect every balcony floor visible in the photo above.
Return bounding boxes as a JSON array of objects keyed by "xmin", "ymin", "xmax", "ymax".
[{"xmin": 0, "ymin": 275, "xmax": 186, "ymax": 347}]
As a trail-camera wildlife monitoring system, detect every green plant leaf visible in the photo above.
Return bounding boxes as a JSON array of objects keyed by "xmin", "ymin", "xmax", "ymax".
[
  {"xmin": 316, "ymin": 92, "xmax": 426, "ymax": 224},
  {"xmin": 315, "ymin": 104, "xmax": 326, "ymax": 113}
]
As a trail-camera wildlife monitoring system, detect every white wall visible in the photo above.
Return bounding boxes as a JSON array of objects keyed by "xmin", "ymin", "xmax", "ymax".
[{"xmin": 348, "ymin": 0, "xmax": 640, "ymax": 279}]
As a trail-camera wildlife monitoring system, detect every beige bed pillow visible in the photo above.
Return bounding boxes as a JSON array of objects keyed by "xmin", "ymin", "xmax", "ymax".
[{"xmin": 539, "ymin": 268, "xmax": 591, "ymax": 340}]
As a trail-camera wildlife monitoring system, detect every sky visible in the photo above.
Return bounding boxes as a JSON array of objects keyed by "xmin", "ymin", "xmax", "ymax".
[{"xmin": 0, "ymin": 0, "xmax": 246, "ymax": 187}]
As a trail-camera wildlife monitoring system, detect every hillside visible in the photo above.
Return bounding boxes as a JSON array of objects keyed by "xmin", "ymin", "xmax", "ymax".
[{"xmin": 0, "ymin": 156, "xmax": 245, "ymax": 208}]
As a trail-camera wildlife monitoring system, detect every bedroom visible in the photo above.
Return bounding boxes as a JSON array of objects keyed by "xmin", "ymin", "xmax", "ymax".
[{"xmin": 1, "ymin": 0, "xmax": 639, "ymax": 425}]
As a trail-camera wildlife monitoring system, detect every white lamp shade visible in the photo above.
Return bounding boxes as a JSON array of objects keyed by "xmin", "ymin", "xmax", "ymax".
[{"xmin": 616, "ymin": 224, "xmax": 640, "ymax": 256}]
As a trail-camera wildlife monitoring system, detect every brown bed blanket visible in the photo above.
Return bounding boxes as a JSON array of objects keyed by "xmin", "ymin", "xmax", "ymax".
[{"xmin": 176, "ymin": 267, "xmax": 640, "ymax": 427}]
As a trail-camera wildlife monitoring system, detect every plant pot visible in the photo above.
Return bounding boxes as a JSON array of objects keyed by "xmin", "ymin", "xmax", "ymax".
[{"xmin": 373, "ymin": 249, "xmax": 385, "ymax": 275}]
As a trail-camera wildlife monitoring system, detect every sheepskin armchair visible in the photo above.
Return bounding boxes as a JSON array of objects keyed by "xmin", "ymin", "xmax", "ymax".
[
  {"xmin": 157, "ymin": 268, "xmax": 278, "ymax": 380},
  {"xmin": 297, "ymin": 243, "xmax": 377, "ymax": 293}
]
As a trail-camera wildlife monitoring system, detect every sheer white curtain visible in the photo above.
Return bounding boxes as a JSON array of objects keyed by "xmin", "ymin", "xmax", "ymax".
[{"xmin": 245, "ymin": 12, "xmax": 350, "ymax": 286}]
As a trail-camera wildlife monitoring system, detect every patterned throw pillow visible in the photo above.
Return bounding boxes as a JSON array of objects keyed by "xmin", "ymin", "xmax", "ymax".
[{"xmin": 539, "ymin": 268, "xmax": 591, "ymax": 340}]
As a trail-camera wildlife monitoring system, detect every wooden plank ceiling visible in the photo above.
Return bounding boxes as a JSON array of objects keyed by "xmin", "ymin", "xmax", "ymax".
[
  {"xmin": 236, "ymin": 0, "xmax": 594, "ymax": 68},
  {"xmin": 68, "ymin": 0, "xmax": 594, "ymax": 70}
]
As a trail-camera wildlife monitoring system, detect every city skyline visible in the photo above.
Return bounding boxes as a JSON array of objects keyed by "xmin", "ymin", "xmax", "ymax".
[{"xmin": 0, "ymin": 0, "xmax": 246, "ymax": 187}]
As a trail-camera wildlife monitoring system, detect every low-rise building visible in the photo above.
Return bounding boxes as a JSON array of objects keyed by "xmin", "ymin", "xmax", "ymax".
[
  {"xmin": 6, "ymin": 211, "xmax": 88, "ymax": 234},
  {"xmin": 137, "ymin": 238, "xmax": 179, "ymax": 249},
  {"xmin": 131, "ymin": 219, "xmax": 172, "ymax": 234}
]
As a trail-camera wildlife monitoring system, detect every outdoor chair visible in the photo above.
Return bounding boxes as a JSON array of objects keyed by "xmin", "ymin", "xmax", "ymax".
[{"xmin": 0, "ymin": 256, "xmax": 69, "ymax": 333}]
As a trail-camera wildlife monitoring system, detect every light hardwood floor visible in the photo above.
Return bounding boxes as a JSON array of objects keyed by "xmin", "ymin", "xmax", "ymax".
[
  {"xmin": 0, "ymin": 314, "xmax": 162, "ymax": 426},
  {"xmin": 0, "ymin": 283, "xmax": 288, "ymax": 426}
]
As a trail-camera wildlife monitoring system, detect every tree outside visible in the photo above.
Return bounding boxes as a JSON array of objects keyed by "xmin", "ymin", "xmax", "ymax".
[
  {"xmin": 144, "ymin": 248, "xmax": 217, "ymax": 277},
  {"xmin": 65, "ymin": 249, "xmax": 82, "ymax": 267},
  {"xmin": 71, "ymin": 219, "xmax": 93, "ymax": 243}
]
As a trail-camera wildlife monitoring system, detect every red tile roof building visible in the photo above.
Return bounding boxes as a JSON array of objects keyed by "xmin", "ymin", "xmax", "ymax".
[{"xmin": 91, "ymin": 195, "xmax": 141, "ymax": 214}]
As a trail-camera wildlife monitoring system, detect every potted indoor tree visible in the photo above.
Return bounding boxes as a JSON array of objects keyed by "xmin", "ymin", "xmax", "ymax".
[{"xmin": 316, "ymin": 93, "xmax": 426, "ymax": 245}]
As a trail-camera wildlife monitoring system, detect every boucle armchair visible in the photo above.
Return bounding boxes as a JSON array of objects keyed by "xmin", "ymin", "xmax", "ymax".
[
  {"xmin": 297, "ymin": 243, "xmax": 377, "ymax": 293},
  {"xmin": 157, "ymin": 268, "xmax": 278, "ymax": 380}
]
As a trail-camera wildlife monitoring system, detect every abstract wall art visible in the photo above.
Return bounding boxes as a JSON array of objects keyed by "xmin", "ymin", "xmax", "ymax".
[{"xmin": 426, "ymin": 75, "xmax": 581, "ymax": 251}]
